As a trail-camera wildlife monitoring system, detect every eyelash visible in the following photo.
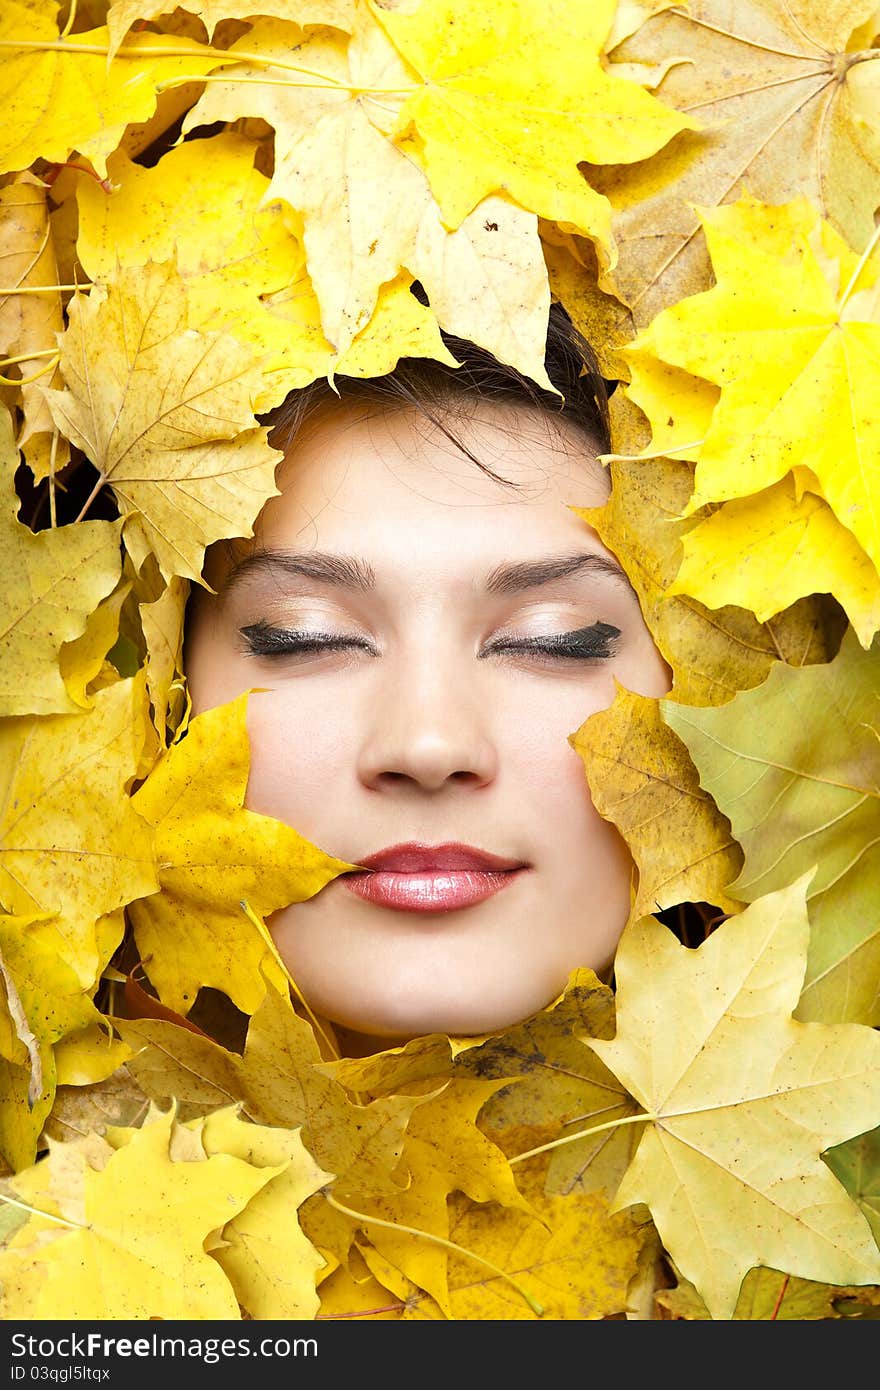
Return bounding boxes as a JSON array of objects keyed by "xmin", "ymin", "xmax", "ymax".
[
  {"xmin": 238, "ymin": 620, "xmax": 621, "ymax": 663},
  {"xmin": 482, "ymin": 622, "xmax": 621, "ymax": 661},
  {"xmin": 239, "ymin": 622, "xmax": 372, "ymax": 657}
]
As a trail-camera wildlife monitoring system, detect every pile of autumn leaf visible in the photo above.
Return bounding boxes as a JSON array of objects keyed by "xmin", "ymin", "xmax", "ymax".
[{"xmin": 0, "ymin": 0, "xmax": 879, "ymax": 1322}]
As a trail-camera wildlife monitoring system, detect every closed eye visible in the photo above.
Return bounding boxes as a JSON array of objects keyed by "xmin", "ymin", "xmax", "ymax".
[
  {"xmin": 480, "ymin": 621, "xmax": 621, "ymax": 662},
  {"xmin": 238, "ymin": 619, "xmax": 622, "ymax": 663},
  {"xmin": 239, "ymin": 622, "xmax": 376, "ymax": 657}
]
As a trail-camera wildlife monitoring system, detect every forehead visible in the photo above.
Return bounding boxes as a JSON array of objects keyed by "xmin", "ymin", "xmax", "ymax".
[
  {"xmin": 203, "ymin": 397, "xmax": 611, "ymax": 591},
  {"xmin": 274, "ymin": 394, "xmax": 604, "ymax": 518}
]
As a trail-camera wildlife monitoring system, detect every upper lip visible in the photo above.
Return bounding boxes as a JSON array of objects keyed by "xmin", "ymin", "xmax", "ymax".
[{"xmin": 352, "ymin": 841, "xmax": 527, "ymax": 873}]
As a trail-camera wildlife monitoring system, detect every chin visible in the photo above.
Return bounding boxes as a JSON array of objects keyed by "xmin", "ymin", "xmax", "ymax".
[{"xmin": 324, "ymin": 985, "xmax": 560, "ymax": 1046}]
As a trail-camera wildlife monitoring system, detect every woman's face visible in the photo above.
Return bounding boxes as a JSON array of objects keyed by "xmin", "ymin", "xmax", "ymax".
[{"xmin": 184, "ymin": 396, "xmax": 670, "ymax": 1044}]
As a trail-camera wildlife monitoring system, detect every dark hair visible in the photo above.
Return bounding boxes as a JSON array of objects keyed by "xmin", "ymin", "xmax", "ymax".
[{"xmin": 262, "ymin": 300, "xmax": 611, "ymax": 487}]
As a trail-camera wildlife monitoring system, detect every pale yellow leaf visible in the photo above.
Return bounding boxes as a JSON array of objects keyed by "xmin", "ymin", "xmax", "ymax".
[
  {"xmin": 0, "ymin": 9, "xmax": 226, "ymax": 177},
  {"xmin": 670, "ymin": 478, "xmax": 880, "ymax": 649},
  {"xmin": 589, "ymin": 877, "xmax": 880, "ymax": 1319},
  {"xmin": 0, "ymin": 173, "xmax": 68, "ymax": 469},
  {"xmin": 0, "ymin": 1105, "xmax": 284, "ymax": 1318},
  {"xmin": 0, "ymin": 407, "xmax": 123, "ymax": 716},
  {"xmin": 41, "ymin": 260, "xmax": 284, "ymax": 582},
  {"xmin": 128, "ymin": 693, "xmax": 353, "ymax": 1016},
  {"xmin": 0, "ymin": 673, "xmax": 157, "ymax": 986},
  {"xmin": 599, "ymin": 0, "xmax": 880, "ymax": 325},
  {"xmin": 198, "ymin": 1107, "xmax": 330, "ymax": 1321}
]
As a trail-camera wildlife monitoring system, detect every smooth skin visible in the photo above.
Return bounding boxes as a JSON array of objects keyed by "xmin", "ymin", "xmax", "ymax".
[{"xmin": 184, "ymin": 398, "xmax": 671, "ymax": 1046}]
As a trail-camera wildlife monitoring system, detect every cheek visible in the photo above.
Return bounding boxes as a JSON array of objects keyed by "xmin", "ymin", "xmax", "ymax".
[
  {"xmin": 513, "ymin": 696, "xmax": 607, "ymax": 823},
  {"xmin": 506, "ymin": 667, "xmax": 617, "ymax": 769},
  {"xmin": 522, "ymin": 732, "xmax": 608, "ymax": 839},
  {"xmin": 242, "ymin": 688, "xmax": 354, "ymax": 830},
  {"xmin": 509, "ymin": 675, "xmax": 631, "ymax": 862}
]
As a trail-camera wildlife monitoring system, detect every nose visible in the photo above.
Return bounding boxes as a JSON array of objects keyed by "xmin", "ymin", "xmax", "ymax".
[{"xmin": 356, "ymin": 649, "xmax": 498, "ymax": 792}]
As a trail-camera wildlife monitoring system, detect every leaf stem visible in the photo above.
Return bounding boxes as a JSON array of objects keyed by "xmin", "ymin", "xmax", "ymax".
[
  {"xmin": 770, "ymin": 1272, "xmax": 790, "ymax": 1319},
  {"xmin": 1, "ymin": 38, "xmax": 368, "ymax": 85},
  {"xmin": 0, "ymin": 285, "xmax": 88, "ymax": 294},
  {"xmin": 0, "ymin": 1190, "xmax": 80, "ymax": 1230},
  {"xmin": 0, "ymin": 37, "xmax": 413, "ymax": 98},
  {"xmin": 155, "ymin": 73, "xmax": 411, "ymax": 97},
  {"xmin": 509, "ymin": 1109, "xmax": 655, "ymax": 1165},
  {"xmin": 0, "ymin": 356, "xmax": 60, "ymax": 386},
  {"xmin": 48, "ymin": 430, "xmax": 59, "ymax": 528},
  {"xmin": 0, "ymin": 348, "xmax": 58, "ymax": 366},
  {"xmin": 599, "ymin": 439, "xmax": 705, "ymax": 463},
  {"xmin": 73, "ymin": 472, "xmax": 107, "ymax": 524},
  {"xmin": 839, "ymin": 221, "xmax": 880, "ymax": 312},
  {"xmin": 322, "ymin": 1189, "xmax": 545, "ymax": 1317},
  {"xmin": 60, "ymin": 0, "xmax": 78, "ymax": 39}
]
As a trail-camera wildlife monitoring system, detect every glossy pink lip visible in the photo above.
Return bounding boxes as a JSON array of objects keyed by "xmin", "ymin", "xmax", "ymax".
[{"xmin": 343, "ymin": 841, "xmax": 528, "ymax": 913}]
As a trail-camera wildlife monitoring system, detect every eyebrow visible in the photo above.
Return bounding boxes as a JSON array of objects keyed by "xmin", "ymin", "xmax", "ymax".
[
  {"xmin": 222, "ymin": 551, "xmax": 376, "ymax": 593},
  {"xmin": 220, "ymin": 548, "xmax": 631, "ymax": 597},
  {"xmin": 484, "ymin": 552, "xmax": 631, "ymax": 594}
]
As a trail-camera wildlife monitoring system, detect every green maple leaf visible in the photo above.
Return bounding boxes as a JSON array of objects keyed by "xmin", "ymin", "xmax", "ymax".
[{"xmin": 664, "ymin": 629, "xmax": 880, "ymax": 1025}]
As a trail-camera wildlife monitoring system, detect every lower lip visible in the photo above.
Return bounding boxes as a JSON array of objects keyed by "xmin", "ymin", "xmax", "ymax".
[{"xmin": 343, "ymin": 868, "xmax": 524, "ymax": 913}]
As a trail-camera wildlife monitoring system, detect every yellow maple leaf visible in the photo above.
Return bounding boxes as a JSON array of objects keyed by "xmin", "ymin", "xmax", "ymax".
[
  {"xmin": 583, "ymin": 401, "xmax": 842, "ymax": 706},
  {"xmin": 107, "ymin": 0, "xmax": 358, "ymax": 54},
  {"xmin": 74, "ymin": 136, "xmax": 456, "ymax": 407},
  {"xmin": 0, "ymin": 173, "xmax": 68, "ymax": 478},
  {"xmin": 401, "ymin": 1080, "xmax": 531, "ymax": 1215},
  {"xmin": 175, "ymin": 8, "xmax": 632, "ymax": 378},
  {"xmin": 195, "ymin": 1107, "xmax": 331, "ymax": 1321},
  {"xmin": 586, "ymin": 875, "xmax": 880, "ymax": 1320},
  {"xmin": 623, "ymin": 196, "xmax": 880, "ymax": 577},
  {"xmin": 318, "ymin": 1078, "xmax": 533, "ymax": 1316},
  {"xmin": 127, "ymin": 693, "xmax": 354, "ymax": 1016},
  {"xmin": 0, "ymin": 7, "xmax": 226, "ymax": 178},
  {"xmin": 116, "ymin": 973, "xmax": 421, "ymax": 1204},
  {"xmin": 597, "ymin": 0, "xmax": 880, "ymax": 325},
  {"xmin": 0, "ymin": 1104, "xmax": 285, "ymax": 1318},
  {"xmin": 0, "ymin": 912, "xmax": 129, "ymax": 1170},
  {"xmin": 459, "ymin": 971, "xmax": 639, "ymax": 1201},
  {"xmin": 40, "ymin": 259, "xmax": 284, "ymax": 582},
  {"xmin": 570, "ymin": 683, "xmax": 744, "ymax": 919},
  {"xmin": 382, "ymin": 1166, "xmax": 647, "ymax": 1320},
  {"xmin": 669, "ymin": 476, "xmax": 880, "ymax": 649},
  {"xmin": 324, "ymin": 970, "xmax": 638, "ymax": 1209},
  {"xmin": 0, "ymin": 408, "xmax": 123, "ymax": 716},
  {"xmin": 58, "ymin": 578, "xmax": 132, "ymax": 711},
  {"xmin": 0, "ymin": 672, "xmax": 157, "ymax": 987},
  {"xmin": 372, "ymin": 0, "xmax": 695, "ymax": 239}
]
